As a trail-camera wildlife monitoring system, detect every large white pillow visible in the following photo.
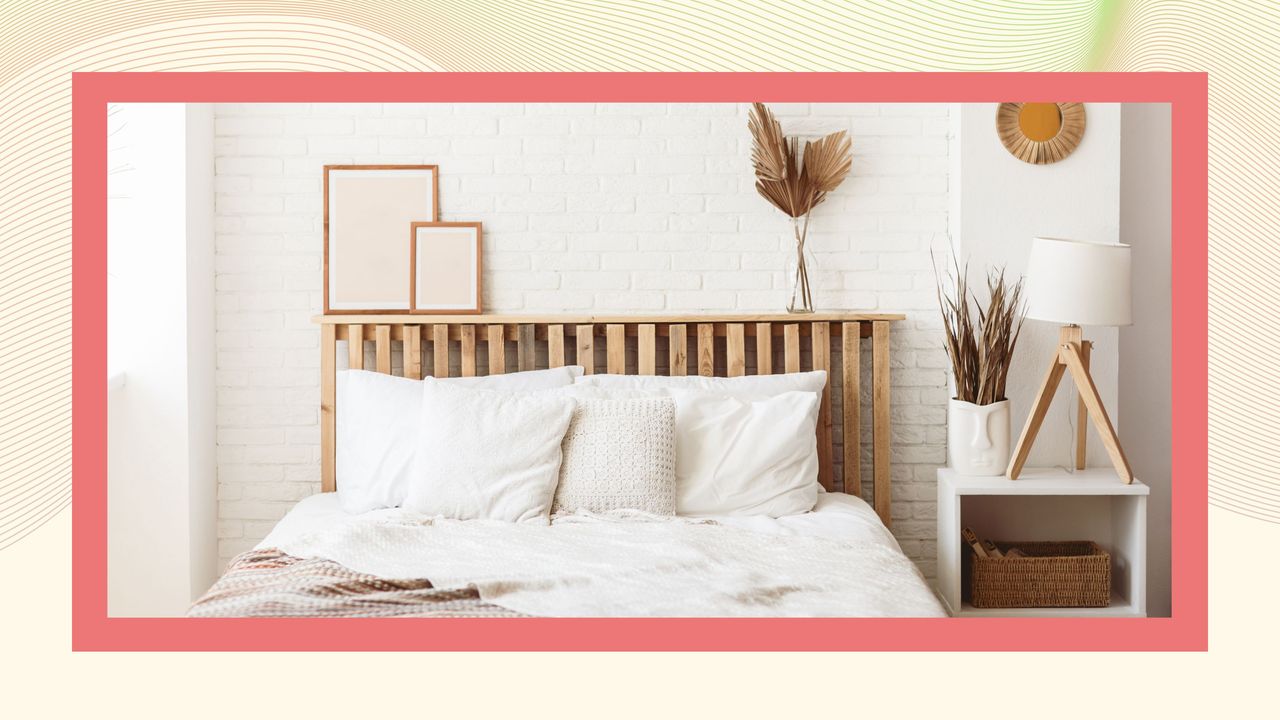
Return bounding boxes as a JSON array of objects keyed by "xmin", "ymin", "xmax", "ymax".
[
  {"xmin": 336, "ymin": 366, "xmax": 582, "ymax": 513},
  {"xmin": 552, "ymin": 395, "xmax": 677, "ymax": 516},
  {"xmin": 668, "ymin": 389, "xmax": 821, "ymax": 517},
  {"xmin": 575, "ymin": 372, "xmax": 826, "ymax": 517},
  {"xmin": 403, "ymin": 379, "xmax": 575, "ymax": 523},
  {"xmin": 574, "ymin": 370, "xmax": 826, "ymax": 398}
]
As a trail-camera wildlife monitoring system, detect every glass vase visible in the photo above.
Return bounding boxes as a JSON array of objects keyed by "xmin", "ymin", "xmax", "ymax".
[{"xmin": 785, "ymin": 215, "xmax": 816, "ymax": 314}]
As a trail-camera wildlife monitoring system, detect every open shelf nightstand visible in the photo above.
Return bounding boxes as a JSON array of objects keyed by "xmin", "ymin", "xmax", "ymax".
[{"xmin": 937, "ymin": 467, "xmax": 1148, "ymax": 618}]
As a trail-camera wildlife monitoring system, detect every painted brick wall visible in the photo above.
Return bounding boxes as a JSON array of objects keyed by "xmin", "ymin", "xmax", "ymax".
[{"xmin": 213, "ymin": 102, "xmax": 952, "ymax": 577}]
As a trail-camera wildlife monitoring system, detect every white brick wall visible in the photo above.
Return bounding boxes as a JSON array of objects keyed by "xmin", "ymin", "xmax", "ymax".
[{"xmin": 214, "ymin": 102, "xmax": 951, "ymax": 578}]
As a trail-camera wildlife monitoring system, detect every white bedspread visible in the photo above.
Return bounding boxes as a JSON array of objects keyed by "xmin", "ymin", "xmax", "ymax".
[{"xmin": 263, "ymin": 493, "xmax": 945, "ymax": 617}]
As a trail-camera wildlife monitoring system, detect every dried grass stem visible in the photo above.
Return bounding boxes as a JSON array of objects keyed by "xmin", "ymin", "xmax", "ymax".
[{"xmin": 933, "ymin": 252, "xmax": 1026, "ymax": 406}]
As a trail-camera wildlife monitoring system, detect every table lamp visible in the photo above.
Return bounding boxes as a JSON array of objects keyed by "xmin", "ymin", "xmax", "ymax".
[{"xmin": 1007, "ymin": 237, "xmax": 1134, "ymax": 483}]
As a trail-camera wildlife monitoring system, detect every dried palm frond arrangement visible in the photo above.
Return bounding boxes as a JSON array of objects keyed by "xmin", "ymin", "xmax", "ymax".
[
  {"xmin": 748, "ymin": 102, "xmax": 853, "ymax": 313},
  {"xmin": 933, "ymin": 252, "xmax": 1027, "ymax": 405}
]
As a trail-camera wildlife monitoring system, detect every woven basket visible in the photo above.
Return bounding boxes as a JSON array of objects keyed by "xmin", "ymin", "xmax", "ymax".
[{"xmin": 970, "ymin": 541, "xmax": 1111, "ymax": 608}]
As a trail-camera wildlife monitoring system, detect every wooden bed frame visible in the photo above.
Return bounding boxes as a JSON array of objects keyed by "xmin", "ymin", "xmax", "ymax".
[{"xmin": 315, "ymin": 313, "xmax": 903, "ymax": 527}]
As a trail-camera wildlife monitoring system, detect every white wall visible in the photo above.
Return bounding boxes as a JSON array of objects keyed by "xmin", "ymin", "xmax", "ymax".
[
  {"xmin": 185, "ymin": 105, "xmax": 218, "ymax": 602},
  {"xmin": 212, "ymin": 102, "xmax": 954, "ymax": 576},
  {"xmin": 953, "ymin": 103, "xmax": 1122, "ymax": 468},
  {"xmin": 107, "ymin": 103, "xmax": 217, "ymax": 616},
  {"xmin": 1119, "ymin": 104, "xmax": 1172, "ymax": 617}
]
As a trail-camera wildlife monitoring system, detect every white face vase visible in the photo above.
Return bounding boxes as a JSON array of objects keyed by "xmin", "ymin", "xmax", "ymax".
[{"xmin": 947, "ymin": 399, "xmax": 1011, "ymax": 476}]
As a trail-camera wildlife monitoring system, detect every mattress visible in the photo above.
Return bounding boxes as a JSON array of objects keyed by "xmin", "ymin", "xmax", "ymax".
[{"xmin": 192, "ymin": 492, "xmax": 944, "ymax": 618}]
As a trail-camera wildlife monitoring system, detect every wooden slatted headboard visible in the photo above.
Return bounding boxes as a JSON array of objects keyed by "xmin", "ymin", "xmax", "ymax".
[{"xmin": 314, "ymin": 313, "xmax": 904, "ymax": 527}]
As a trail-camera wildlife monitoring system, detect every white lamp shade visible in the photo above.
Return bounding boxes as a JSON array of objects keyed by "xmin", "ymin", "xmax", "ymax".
[{"xmin": 1024, "ymin": 237, "xmax": 1132, "ymax": 326}]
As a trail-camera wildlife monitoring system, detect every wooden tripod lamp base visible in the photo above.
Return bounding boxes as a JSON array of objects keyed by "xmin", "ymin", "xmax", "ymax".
[{"xmin": 1006, "ymin": 324, "xmax": 1133, "ymax": 483}]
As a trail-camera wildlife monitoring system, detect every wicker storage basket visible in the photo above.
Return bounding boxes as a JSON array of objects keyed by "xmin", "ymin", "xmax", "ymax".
[{"xmin": 970, "ymin": 541, "xmax": 1111, "ymax": 608}]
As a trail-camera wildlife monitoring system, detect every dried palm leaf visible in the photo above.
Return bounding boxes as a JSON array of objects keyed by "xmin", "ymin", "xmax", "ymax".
[
  {"xmin": 803, "ymin": 130, "xmax": 853, "ymax": 193},
  {"xmin": 748, "ymin": 103, "xmax": 853, "ymax": 219},
  {"xmin": 748, "ymin": 102, "xmax": 788, "ymax": 183}
]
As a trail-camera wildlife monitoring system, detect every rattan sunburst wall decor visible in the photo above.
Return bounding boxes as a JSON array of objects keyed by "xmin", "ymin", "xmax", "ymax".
[{"xmin": 996, "ymin": 102, "xmax": 1086, "ymax": 165}]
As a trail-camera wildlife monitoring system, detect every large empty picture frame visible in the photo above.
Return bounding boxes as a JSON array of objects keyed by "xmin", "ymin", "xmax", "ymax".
[
  {"xmin": 324, "ymin": 165, "xmax": 438, "ymax": 313},
  {"xmin": 410, "ymin": 221, "xmax": 483, "ymax": 314}
]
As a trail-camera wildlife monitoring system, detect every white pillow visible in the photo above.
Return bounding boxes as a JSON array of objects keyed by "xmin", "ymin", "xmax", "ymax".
[
  {"xmin": 552, "ymin": 395, "xmax": 677, "ymax": 516},
  {"xmin": 574, "ymin": 370, "xmax": 827, "ymax": 398},
  {"xmin": 336, "ymin": 366, "xmax": 582, "ymax": 513},
  {"xmin": 667, "ymin": 388, "xmax": 821, "ymax": 517},
  {"xmin": 403, "ymin": 379, "xmax": 575, "ymax": 523},
  {"xmin": 574, "ymin": 371, "xmax": 827, "ymax": 517}
]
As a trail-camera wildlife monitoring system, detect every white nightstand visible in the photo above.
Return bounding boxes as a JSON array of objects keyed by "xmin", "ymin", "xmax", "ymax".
[{"xmin": 937, "ymin": 467, "xmax": 1148, "ymax": 617}]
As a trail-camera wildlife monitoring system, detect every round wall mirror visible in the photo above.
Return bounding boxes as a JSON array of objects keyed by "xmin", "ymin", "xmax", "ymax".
[{"xmin": 997, "ymin": 102, "xmax": 1085, "ymax": 165}]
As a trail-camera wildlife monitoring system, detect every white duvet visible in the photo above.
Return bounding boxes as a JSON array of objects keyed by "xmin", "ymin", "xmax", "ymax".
[{"xmin": 262, "ymin": 493, "xmax": 945, "ymax": 617}]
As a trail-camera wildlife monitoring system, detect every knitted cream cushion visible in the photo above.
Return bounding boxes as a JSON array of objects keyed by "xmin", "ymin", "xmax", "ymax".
[{"xmin": 552, "ymin": 396, "xmax": 677, "ymax": 515}]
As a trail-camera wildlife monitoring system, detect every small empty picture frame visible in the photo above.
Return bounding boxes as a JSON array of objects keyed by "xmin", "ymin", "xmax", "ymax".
[
  {"xmin": 409, "ymin": 221, "xmax": 483, "ymax": 314},
  {"xmin": 325, "ymin": 165, "xmax": 439, "ymax": 313}
]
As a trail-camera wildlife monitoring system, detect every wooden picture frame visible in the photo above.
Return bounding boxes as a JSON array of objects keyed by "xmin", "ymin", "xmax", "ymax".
[
  {"xmin": 323, "ymin": 165, "xmax": 439, "ymax": 313},
  {"xmin": 409, "ymin": 221, "xmax": 483, "ymax": 314},
  {"xmin": 996, "ymin": 102, "xmax": 1086, "ymax": 165}
]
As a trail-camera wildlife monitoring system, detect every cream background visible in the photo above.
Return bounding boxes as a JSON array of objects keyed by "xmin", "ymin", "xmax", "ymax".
[{"xmin": 0, "ymin": 0, "xmax": 1271, "ymax": 714}]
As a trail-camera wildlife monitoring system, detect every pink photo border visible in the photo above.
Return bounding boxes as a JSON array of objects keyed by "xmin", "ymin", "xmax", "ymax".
[{"xmin": 73, "ymin": 72, "xmax": 1207, "ymax": 651}]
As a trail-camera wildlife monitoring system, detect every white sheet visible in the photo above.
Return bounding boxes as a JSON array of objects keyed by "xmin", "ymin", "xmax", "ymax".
[
  {"xmin": 259, "ymin": 493, "xmax": 944, "ymax": 617},
  {"xmin": 266, "ymin": 491, "xmax": 887, "ymax": 547}
]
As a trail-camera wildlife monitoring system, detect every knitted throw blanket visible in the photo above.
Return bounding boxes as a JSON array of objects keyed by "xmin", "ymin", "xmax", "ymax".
[{"xmin": 188, "ymin": 548, "xmax": 522, "ymax": 617}]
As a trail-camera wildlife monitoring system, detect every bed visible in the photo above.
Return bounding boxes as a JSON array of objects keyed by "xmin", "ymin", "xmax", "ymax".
[{"xmin": 191, "ymin": 314, "xmax": 945, "ymax": 618}]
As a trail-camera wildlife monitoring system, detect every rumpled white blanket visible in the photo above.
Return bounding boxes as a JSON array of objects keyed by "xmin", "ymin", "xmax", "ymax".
[{"xmin": 270, "ymin": 506, "xmax": 945, "ymax": 617}]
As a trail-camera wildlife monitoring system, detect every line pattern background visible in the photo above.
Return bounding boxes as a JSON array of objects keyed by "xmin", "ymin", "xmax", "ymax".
[{"xmin": 0, "ymin": 0, "xmax": 1270, "ymax": 549}]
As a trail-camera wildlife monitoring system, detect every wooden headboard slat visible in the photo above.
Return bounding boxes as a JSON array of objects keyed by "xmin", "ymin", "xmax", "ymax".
[
  {"xmin": 460, "ymin": 325, "xmax": 477, "ymax": 377},
  {"xmin": 347, "ymin": 324, "xmax": 364, "ymax": 370},
  {"xmin": 405, "ymin": 324, "xmax": 422, "ymax": 380},
  {"xmin": 872, "ymin": 321, "xmax": 893, "ymax": 525},
  {"xmin": 548, "ymin": 325, "xmax": 566, "ymax": 368},
  {"xmin": 487, "ymin": 325, "xmax": 505, "ymax": 375},
  {"xmin": 812, "ymin": 322, "xmax": 834, "ymax": 492},
  {"xmin": 638, "ymin": 324, "xmax": 657, "ymax": 375},
  {"xmin": 783, "ymin": 324, "xmax": 801, "ymax": 373},
  {"xmin": 575, "ymin": 324, "xmax": 594, "ymax": 374},
  {"xmin": 319, "ymin": 323, "xmax": 337, "ymax": 493},
  {"xmin": 375, "ymin": 325, "xmax": 392, "ymax": 374},
  {"xmin": 726, "ymin": 323, "xmax": 746, "ymax": 377},
  {"xmin": 518, "ymin": 324, "xmax": 536, "ymax": 372},
  {"xmin": 606, "ymin": 324, "xmax": 626, "ymax": 374},
  {"xmin": 696, "ymin": 324, "xmax": 715, "ymax": 377},
  {"xmin": 755, "ymin": 322, "xmax": 772, "ymax": 374},
  {"xmin": 842, "ymin": 322, "xmax": 862, "ymax": 499},
  {"xmin": 669, "ymin": 324, "xmax": 687, "ymax": 376},
  {"xmin": 316, "ymin": 312, "xmax": 904, "ymax": 528},
  {"xmin": 432, "ymin": 325, "xmax": 449, "ymax": 378}
]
